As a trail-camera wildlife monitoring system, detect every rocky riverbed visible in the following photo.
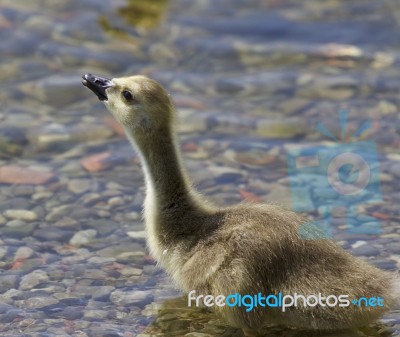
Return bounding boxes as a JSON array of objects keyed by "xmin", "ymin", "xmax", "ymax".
[{"xmin": 0, "ymin": 0, "xmax": 399, "ymax": 336}]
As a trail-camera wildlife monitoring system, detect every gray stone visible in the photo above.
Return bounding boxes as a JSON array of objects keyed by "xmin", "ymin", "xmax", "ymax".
[
  {"xmin": 0, "ymin": 308, "xmax": 26, "ymax": 323},
  {"xmin": 20, "ymin": 270, "xmax": 49, "ymax": 290},
  {"xmin": 24, "ymin": 296, "xmax": 59, "ymax": 309},
  {"xmin": 1, "ymin": 289, "xmax": 23, "ymax": 303},
  {"xmin": 0, "ymin": 303, "xmax": 14, "ymax": 314},
  {"xmin": 20, "ymin": 74, "xmax": 89, "ymax": 107},
  {"xmin": 53, "ymin": 306, "xmax": 83, "ymax": 320},
  {"xmin": 33, "ymin": 228, "xmax": 73, "ymax": 242},
  {"xmin": 47, "ymin": 269, "xmax": 65, "ymax": 281},
  {"xmin": 124, "ymin": 211, "xmax": 141, "ymax": 221},
  {"xmin": 127, "ymin": 230, "xmax": 147, "ymax": 241},
  {"xmin": 110, "ymin": 289, "xmax": 153, "ymax": 306},
  {"xmin": 299, "ymin": 75, "xmax": 357, "ymax": 100},
  {"xmin": 3, "ymin": 209, "xmax": 38, "ymax": 221},
  {"xmin": 143, "ymin": 265, "xmax": 156, "ymax": 275},
  {"xmin": 39, "ymin": 284, "xmax": 66, "ymax": 293},
  {"xmin": 54, "ymin": 293, "xmax": 83, "ymax": 305},
  {"xmin": 351, "ymin": 245, "xmax": 380, "ymax": 257},
  {"xmin": 372, "ymin": 259, "xmax": 397, "ymax": 271},
  {"xmin": 69, "ymin": 207, "xmax": 97, "ymax": 220},
  {"xmin": 45, "ymin": 204, "xmax": 74, "ymax": 222},
  {"xmin": 67, "ymin": 179, "xmax": 91, "ymax": 194},
  {"xmin": 72, "ymin": 264, "xmax": 86, "ymax": 277},
  {"xmin": 12, "ymin": 185, "xmax": 35, "ymax": 197},
  {"xmin": 31, "ymin": 205, "xmax": 46, "ymax": 219},
  {"xmin": 32, "ymin": 191, "xmax": 53, "ymax": 201},
  {"xmin": 97, "ymin": 243, "xmax": 144, "ymax": 258},
  {"xmin": 88, "ymin": 327, "xmax": 125, "ymax": 337},
  {"xmin": 83, "ymin": 310, "xmax": 108, "ymax": 320},
  {"xmin": 0, "ymin": 274, "xmax": 19, "ymax": 293},
  {"xmin": 18, "ymin": 258, "xmax": 44, "ymax": 272},
  {"xmin": 108, "ymin": 196, "xmax": 124, "ymax": 207},
  {"xmin": 53, "ymin": 217, "xmax": 78, "ymax": 229},
  {"xmin": 14, "ymin": 247, "xmax": 34, "ymax": 260},
  {"xmin": 85, "ymin": 219, "xmax": 117, "ymax": 236},
  {"xmin": 385, "ymin": 242, "xmax": 400, "ymax": 255},
  {"xmin": 92, "ymin": 286, "xmax": 115, "ymax": 301},
  {"xmin": 81, "ymin": 193, "xmax": 104, "ymax": 206},
  {"xmin": 73, "ymin": 332, "xmax": 90, "ymax": 337},
  {"xmin": 87, "ymin": 256, "xmax": 116, "ymax": 264},
  {"xmin": 278, "ymin": 98, "xmax": 310, "ymax": 115},
  {"xmin": 389, "ymin": 162, "xmax": 400, "ymax": 179},
  {"xmin": 0, "ymin": 198, "xmax": 31, "ymax": 212},
  {"xmin": 29, "ymin": 123, "xmax": 113, "ymax": 151},
  {"xmin": 116, "ymin": 251, "xmax": 145, "ymax": 264},
  {"xmin": 69, "ymin": 229, "xmax": 97, "ymax": 246},
  {"xmin": 81, "ymin": 269, "xmax": 107, "ymax": 279},
  {"xmin": 1, "ymin": 221, "xmax": 35, "ymax": 238},
  {"xmin": 119, "ymin": 267, "xmax": 143, "ymax": 277},
  {"xmin": 0, "ymin": 247, "xmax": 6, "ymax": 259},
  {"xmin": 5, "ymin": 219, "xmax": 26, "ymax": 227}
]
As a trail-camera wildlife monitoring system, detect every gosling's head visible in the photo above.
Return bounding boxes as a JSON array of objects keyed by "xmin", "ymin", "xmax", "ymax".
[{"xmin": 82, "ymin": 74, "xmax": 175, "ymax": 134}]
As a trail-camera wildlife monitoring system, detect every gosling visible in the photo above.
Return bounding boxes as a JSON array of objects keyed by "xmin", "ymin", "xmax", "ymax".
[{"xmin": 82, "ymin": 73, "xmax": 399, "ymax": 336}]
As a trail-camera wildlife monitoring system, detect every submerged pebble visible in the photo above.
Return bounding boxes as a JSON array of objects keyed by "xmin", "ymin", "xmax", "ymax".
[
  {"xmin": 70, "ymin": 229, "xmax": 97, "ymax": 246},
  {"xmin": 3, "ymin": 209, "xmax": 38, "ymax": 221},
  {"xmin": 20, "ymin": 270, "xmax": 49, "ymax": 290}
]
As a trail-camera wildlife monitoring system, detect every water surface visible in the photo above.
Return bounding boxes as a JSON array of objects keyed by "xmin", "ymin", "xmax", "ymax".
[{"xmin": 0, "ymin": 0, "xmax": 399, "ymax": 336}]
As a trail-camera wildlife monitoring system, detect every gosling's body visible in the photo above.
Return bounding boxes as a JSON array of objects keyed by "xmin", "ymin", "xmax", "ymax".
[{"xmin": 82, "ymin": 74, "xmax": 399, "ymax": 334}]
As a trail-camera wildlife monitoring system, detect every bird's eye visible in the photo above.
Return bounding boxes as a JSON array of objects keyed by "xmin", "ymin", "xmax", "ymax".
[{"xmin": 122, "ymin": 90, "xmax": 134, "ymax": 101}]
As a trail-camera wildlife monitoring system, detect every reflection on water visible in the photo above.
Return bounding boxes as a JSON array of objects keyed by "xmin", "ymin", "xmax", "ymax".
[
  {"xmin": 117, "ymin": 0, "xmax": 169, "ymax": 29},
  {"xmin": 98, "ymin": 0, "xmax": 169, "ymax": 40},
  {"xmin": 0, "ymin": 0, "xmax": 399, "ymax": 336},
  {"xmin": 144, "ymin": 296, "xmax": 397, "ymax": 337}
]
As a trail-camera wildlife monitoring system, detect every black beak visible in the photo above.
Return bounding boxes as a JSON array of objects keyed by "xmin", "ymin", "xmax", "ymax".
[{"xmin": 82, "ymin": 74, "xmax": 113, "ymax": 101}]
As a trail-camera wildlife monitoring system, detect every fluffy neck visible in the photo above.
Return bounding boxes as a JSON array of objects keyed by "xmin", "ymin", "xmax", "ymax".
[
  {"xmin": 124, "ymin": 126, "xmax": 195, "ymax": 212},
  {"xmin": 124, "ymin": 123, "xmax": 214, "ymax": 262}
]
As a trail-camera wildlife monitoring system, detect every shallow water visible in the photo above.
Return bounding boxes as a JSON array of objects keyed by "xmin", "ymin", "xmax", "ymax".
[{"xmin": 0, "ymin": 0, "xmax": 399, "ymax": 336}]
